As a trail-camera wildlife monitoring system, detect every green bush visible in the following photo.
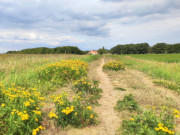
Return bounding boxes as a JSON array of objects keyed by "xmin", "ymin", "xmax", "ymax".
[
  {"xmin": 0, "ymin": 83, "xmax": 45, "ymax": 135},
  {"xmin": 103, "ymin": 61, "xmax": 125, "ymax": 71},
  {"xmin": 121, "ymin": 108, "xmax": 177, "ymax": 135},
  {"xmin": 38, "ymin": 60, "xmax": 88, "ymax": 85},
  {"xmin": 49, "ymin": 92, "xmax": 97, "ymax": 128},
  {"xmin": 73, "ymin": 77, "xmax": 102, "ymax": 105},
  {"xmin": 115, "ymin": 94, "xmax": 139, "ymax": 112}
]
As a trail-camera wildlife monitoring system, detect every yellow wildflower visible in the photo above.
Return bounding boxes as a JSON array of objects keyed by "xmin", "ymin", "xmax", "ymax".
[
  {"xmin": 131, "ymin": 118, "xmax": 134, "ymax": 121},
  {"xmin": 1, "ymin": 103, "xmax": 5, "ymax": 107},
  {"xmin": 87, "ymin": 106, "xmax": 92, "ymax": 110},
  {"xmin": 90, "ymin": 114, "xmax": 93, "ymax": 119},
  {"xmin": 48, "ymin": 112, "xmax": 58, "ymax": 118},
  {"xmin": 24, "ymin": 101, "xmax": 31, "ymax": 107}
]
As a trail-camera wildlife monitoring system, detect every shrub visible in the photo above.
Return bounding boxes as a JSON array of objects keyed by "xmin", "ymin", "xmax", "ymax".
[
  {"xmin": 38, "ymin": 60, "xmax": 88, "ymax": 85},
  {"xmin": 115, "ymin": 94, "xmax": 139, "ymax": 112},
  {"xmin": 121, "ymin": 107, "xmax": 178, "ymax": 135},
  {"xmin": 103, "ymin": 61, "xmax": 125, "ymax": 71},
  {"xmin": 73, "ymin": 77, "xmax": 102, "ymax": 105},
  {"xmin": 0, "ymin": 83, "xmax": 45, "ymax": 135},
  {"xmin": 50, "ymin": 92, "xmax": 97, "ymax": 128}
]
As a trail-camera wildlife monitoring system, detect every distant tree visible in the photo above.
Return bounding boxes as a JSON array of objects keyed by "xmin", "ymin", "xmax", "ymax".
[
  {"xmin": 152, "ymin": 43, "xmax": 167, "ymax": 54},
  {"xmin": 110, "ymin": 43, "xmax": 149, "ymax": 54},
  {"xmin": 98, "ymin": 47, "xmax": 108, "ymax": 55},
  {"xmin": 6, "ymin": 46, "xmax": 83, "ymax": 54}
]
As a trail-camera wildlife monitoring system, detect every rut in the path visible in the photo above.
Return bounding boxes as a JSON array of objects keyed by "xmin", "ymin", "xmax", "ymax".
[{"xmin": 66, "ymin": 58, "xmax": 121, "ymax": 135}]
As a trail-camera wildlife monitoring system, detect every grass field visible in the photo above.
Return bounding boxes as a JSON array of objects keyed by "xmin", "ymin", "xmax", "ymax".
[
  {"xmin": 126, "ymin": 53, "xmax": 180, "ymax": 63},
  {"xmin": 0, "ymin": 54, "xmax": 101, "ymax": 135},
  {"xmin": 108, "ymin": 54, "xmax": 180, "ymax": 94},
  {"xmin": 0, "ymin": 53, "xmax": 180, "ymax": 135},
  {"xmin": 104, "ymin": 54, "xmax": 180, "ymax": 134}
]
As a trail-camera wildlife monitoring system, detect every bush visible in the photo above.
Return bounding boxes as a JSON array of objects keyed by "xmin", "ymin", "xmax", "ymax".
[
  {"xmin": 73, "ymin": 77, "xmax": 102, "ymax": 105},
  {"xmin": 115, "ymin": 94, "xmax": 139, "ymax": 112},
  {"xmin": 38, "ymin": 60, "xmax": 88, "ymax": 85},
  {"xmin": 121, "ymin": 107, "xmax": 178, "ymax": 135},
  {"xmin": 50, "ymin": 92, "xmax": 97, "ymax": 128},
  {"xmin": 103, "ymin": 61, "xmax": 125, "ymax": 71},
  {"xmin": 0, "ymin": 83, "xmax": 45, "ymax": 135}
]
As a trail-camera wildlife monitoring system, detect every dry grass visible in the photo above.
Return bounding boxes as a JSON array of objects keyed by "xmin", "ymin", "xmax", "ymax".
[
  {"xmin": 104, "ymin": 66, "xmax": 180, "ymax": 133},
  {"xmin": 106, "ymin": 69, "xmax": 180, "ymax": 109}
]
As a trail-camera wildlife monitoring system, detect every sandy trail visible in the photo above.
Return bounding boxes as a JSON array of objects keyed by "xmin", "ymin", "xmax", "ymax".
[{"xmin": 65, "ymin": 58, "xmax": 121, "ymax": 135}]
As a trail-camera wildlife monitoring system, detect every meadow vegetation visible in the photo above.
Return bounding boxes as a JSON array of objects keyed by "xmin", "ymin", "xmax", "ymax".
[
  {"xmin": 0, "ymin": 54, "xmax": 101, "ymax": 135},
  {"xmin": 103, "ymin": 61, "xmax": 125, "ymax": 71},
  {"xmin": 103, "ymin": 54, "xmax": 180, "ymax": 135},
  {"xmin": 1, "ymin": 53, "xmax": 180, "ymax": 135},
  {"xmin": 107, "ymin": 54, "xmax": 180, "ymax": 94}
]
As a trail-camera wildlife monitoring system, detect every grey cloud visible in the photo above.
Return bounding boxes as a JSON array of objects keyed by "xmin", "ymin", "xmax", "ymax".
[{"xmin": 0, "ymin": 0, "xmax": 179, "ymax": 53}]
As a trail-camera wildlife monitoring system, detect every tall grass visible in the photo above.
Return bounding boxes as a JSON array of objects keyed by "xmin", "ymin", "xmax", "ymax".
[
  {"xmin": 108, "ymin": 54, "xmax": 180, "ymax": 93},
  {"xmin": 0, "ymin": 54, "xmax": 100, "ymax": 94}
]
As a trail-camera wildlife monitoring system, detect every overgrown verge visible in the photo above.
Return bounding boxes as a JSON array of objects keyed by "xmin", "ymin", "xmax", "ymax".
[
  {"xmin": 47, "ymin": 76, "xmax": 102, "ymax": 129},
  {"xmin": 153, "ymin": 79, "xmax": 180, "ymax": 94},
  {"xmin": 0, "ymin": 83, "xmax": 45, "ymax": 135},
  {"xmin": 73, "ymin": 77, "xmax": 102, "ymax": 105},
  {"xmin": 45, "ymin": 57, "xmax": 102, "ymax": 129},
  {"xmin": 115, "ymin": 93, "xmax": 180, "ymax": 135},
  {"xmin": 49, "ymin": 92, "xmax": 97, "ymax": 128},
  {"xmin": 0, "ymin": 55, "xmax": 101, "ymax": 135},
  {"xmin": 106, "ymin": 55, "xmax": 180, "ymax": 94}
]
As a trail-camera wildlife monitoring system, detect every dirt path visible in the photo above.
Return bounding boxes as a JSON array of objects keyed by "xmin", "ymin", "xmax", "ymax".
[{"xmin": 65, "ymin": 58, "xmax": 121, "ymax": 135}]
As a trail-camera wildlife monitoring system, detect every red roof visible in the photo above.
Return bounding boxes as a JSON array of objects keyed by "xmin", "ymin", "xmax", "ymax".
[{"xmin": 89, "ymin": 50, "xmax": 98, "ymax": 54}]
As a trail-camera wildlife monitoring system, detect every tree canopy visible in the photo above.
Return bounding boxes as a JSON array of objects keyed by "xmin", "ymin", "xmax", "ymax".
[{"xmin": 6, "ymin": 46, "xmax": 84, "ymax": 54}]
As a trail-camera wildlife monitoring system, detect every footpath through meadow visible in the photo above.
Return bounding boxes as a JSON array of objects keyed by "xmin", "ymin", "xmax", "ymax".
[{"xmin": 63, "ymin": 58, "xmax": 121, "ymax": 135}]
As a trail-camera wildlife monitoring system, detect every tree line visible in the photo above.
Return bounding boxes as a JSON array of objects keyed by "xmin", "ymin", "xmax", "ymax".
[
  {"xmin": 6, "ymin": 46, "xmax": 85, "ymax": 54},
  {"xmin": 6, "ymin": 43, "xmax": 180, "ymax": 55},
  {"xmin": 109, "ymin": 43, "xmax": 180, "ymax": 54}
]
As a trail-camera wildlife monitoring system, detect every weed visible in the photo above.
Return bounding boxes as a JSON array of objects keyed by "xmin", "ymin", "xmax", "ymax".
[
  {"xmin": 115, "ymin": 87, "xmax": 126, "ymax": 91},
  {"xmin": 49, "ymin": 92, "xmax": 97, "ymax": 128},
  {"xmin": 154, "ymin": 79, "xmax": 180, "ymax": 94},
  {"xmin": 115, "ymin": 94, "xmax": 139, "ymax": 112},
  {"xmin": 121, "ymin": 106, "xmax": 179, "ymax": 135},
  {"xmin": 0, "ymin": 83, "xmax": 45, "ymax": 135}
]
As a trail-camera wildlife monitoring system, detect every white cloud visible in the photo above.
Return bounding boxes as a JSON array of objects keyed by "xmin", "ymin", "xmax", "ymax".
[{"xmin": 0, "ymin": 30, "xmax": 84, "ymax": 46}]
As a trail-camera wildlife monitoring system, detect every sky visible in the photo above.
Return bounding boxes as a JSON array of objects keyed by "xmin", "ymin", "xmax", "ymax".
[{"xmin": 0, "ymin": 0, "xmax": 180, "ymax": 53}]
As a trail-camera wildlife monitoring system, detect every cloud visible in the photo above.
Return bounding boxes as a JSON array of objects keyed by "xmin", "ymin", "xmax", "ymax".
[
  {"xmin": 0, "ymin": 0, "xmax": 179, "ymax": 53},
  {"xmin": 0, "ymin": 30, "xmax": 84, "ymax": 46}
]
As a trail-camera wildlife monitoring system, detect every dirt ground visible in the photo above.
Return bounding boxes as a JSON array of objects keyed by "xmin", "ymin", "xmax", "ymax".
[{"xmin": 42, "ymin": 57, "xmax": 180, "ymax": 135}]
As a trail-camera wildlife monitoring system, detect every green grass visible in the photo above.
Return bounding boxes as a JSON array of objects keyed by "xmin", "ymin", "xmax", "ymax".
[
  {"xmin": 0, "ymin": 54, "xmax": 101, "ymax": 94},
  {"xmin": 115, "ymin": 94, "xmax": 139, "ymax": 112},
  {"xmin": 127, "ymin": 54, "xmax": 180, "ymax": 63},
  {"xmin": 106, "ymin": 54, "xmax": 180, "ymax": 93},
  {"xmin": 114, "ymin": 87, "xmax": 126, "ymax": 91}
]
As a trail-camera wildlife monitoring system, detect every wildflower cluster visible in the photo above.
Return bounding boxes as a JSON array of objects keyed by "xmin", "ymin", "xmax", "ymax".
[
  {"xmin": 32, "ymin": 126, "xmax": 46, "ymax": 135},
  {"xmin": 38, "ymin": 60, "xmax": 88, "ymax": 84},
  {"xmin": 49, "ymin": 92, "xmax": 96, "ymax": 128},
  {"xmin": 73, "ymin": 77, "xmax": 102, "ymax": 105},
  {"xmin": 155, "ymin": 123, "xmax": 175, "ymax": 134},
  {"xmin": 0, "ymin": 84, "xmax": 44, "ymax": 135},
  {"xmin": 173, "ymin": 109, "xmax": 180, "ymax": 118},
  {"xmin": 103, "ymin": 61, "xmax": 125, "ymax": 71},
  {"xmin": 121, "ymin": 105, "xmax": 179, "ymax": 135}
]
